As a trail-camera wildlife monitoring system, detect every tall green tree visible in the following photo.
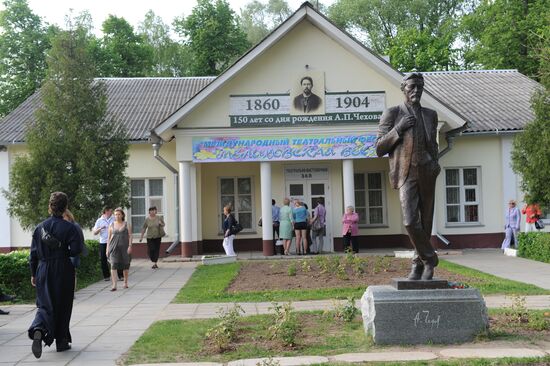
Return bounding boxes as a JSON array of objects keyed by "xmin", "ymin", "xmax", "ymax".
[
  {"xmin": 4, "ymin": 26, "xmax": 130, "ymax": 229},
  {"xmin": 95, "ymin": 15, "xmax": 154, "ymax": 77},
  {"xmin": 239, "ymin": 0, "xmax": 292, "ymax": 45},
  {"xmin": 174, "ymin": 0, "xmax": 250, "ymax": 75},
  {"xmin": 328, "ymin": 0, "xmax": 466, "ymax": 71},
  {"xmin": 462, "ymin": 0, "xmax": 549, "ymax": 79},
  {"xmin": 138, "ymin": 10, "xmax": 191, "ymax": 76},
  {"xmin": 511, "ymin": 27, "xmax": 550, "ymax": 207},
  {"xmin": 0, "ymin": 0, "xmax": 51, "ymax": 117}
]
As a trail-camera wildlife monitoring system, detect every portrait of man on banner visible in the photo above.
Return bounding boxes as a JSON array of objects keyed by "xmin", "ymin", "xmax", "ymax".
[{"xmin": 290, "ymin": 71, "xmax": 325, "ymax": 115}]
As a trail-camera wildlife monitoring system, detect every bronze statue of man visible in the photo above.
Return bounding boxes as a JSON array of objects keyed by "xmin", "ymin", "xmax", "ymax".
[{"xmin": 376, "ymin": 72, "xmax": 440, "ymax": 280}]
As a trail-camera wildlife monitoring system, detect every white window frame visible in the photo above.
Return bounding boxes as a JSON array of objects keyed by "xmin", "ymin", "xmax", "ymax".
[
  {"xmin": 444, "ymin": 167, "xmax": 482, "ymax": 226},
  {"xmin": 217, "ymin": 176, "xmax": 255, "ymax": 234},
  {"xmin": 129, "ymin": 178, "xmax": 166, "ymax": 236},
  {"xmin": 354, "ymin": 171, "xmax": 388, "ymax": 227}
]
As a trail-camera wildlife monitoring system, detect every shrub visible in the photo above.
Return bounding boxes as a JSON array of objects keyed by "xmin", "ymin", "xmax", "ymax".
[
  {"xmin": 0, "ymin": 240, "xmax": 102, "ymax": 302},
  {"xmin": 77, "ymin": 240, "xmax": 102, "ymax": 288},
  {"xmin": 333, "ymin": 296, "xmax": 359, "ymax": 322},
  {"xmin": 287, "ymin": 262, "xmax": 297, "ymax": 276},
  {"xmin": 517, "ymin": 232, "xmax": 550, "ymax": 263},
  {"xmin": 269, "ymin": 302, "xmax": 298, "ymax": 347},
  {"xmin": 0, "ymin": 250, "xmax": 34, "ymax": 300},
  {"xmin": 205, "ymin": 304, "xmax": 244, "ymax": 351}
]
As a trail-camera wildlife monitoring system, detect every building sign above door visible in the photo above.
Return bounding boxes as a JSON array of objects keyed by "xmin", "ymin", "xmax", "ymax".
[
  {"xmin": 229, "ymin": 91, "xmax": 385, "ymax": 127},
  {"xmin": 192, "ymin": 134, "xmax": 378, "ymax": 163}
]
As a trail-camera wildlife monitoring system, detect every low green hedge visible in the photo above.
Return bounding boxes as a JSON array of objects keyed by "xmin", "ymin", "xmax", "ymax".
[
  {"xmin": 517, "ymin": 232, "xmax": 550, "ymax": 263},
  {"xmin": 0, "ymin": 240, "xmax": 102, "ymax": 302}
]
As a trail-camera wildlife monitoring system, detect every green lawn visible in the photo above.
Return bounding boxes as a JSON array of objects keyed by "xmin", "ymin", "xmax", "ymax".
[
  {"xmin": 121, "ymin": 309, "xmax": 550, "ymax": 366},
  {"xmin": 173, "ymin": 259, "xmax": 550, "ymax": 304},
  {"xmin": 122, "ymin": 311, "xmax": 370, "ymax": 365}
]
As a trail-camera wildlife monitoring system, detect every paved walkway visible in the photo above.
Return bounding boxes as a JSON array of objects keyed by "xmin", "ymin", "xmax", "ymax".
[
  {"xmin": 442, "ymin": 248, "xmax": 550, "ymax": 290},
  {"xmin": 0, "ymin": 259, "xmax": 197, "ymax": 365},
  {"xmin": 0, "ymin": 249, "xmax": 549, "ymax": 365}
]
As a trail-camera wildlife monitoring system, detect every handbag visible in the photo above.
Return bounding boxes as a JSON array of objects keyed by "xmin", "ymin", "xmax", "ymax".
[
  {"xmin": 41, "ymin": 225, "xmax": 62, "ymax": 250},
  {"xmin": 311, "ymin": 218, "xmax": 324, "ymax": 232},
  {"xmin": 159, "ymin": 225, "xmax": 167, "ymax": 237},
  {"xmin": 231, "ymin": 222, "xmax": 243, "ymax": 234},
  {"xmin": 535, "ymin": 219, "xmax": 545, "ymax": 230}
]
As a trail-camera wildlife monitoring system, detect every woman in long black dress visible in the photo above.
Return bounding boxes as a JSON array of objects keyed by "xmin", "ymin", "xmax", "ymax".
[{"xmin": 28, "ymin": 192, "xmax": 84, "ymax": 359}]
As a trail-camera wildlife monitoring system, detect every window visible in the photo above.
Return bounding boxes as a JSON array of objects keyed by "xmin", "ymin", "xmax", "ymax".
[
  {"xmin": 445, "ymin": 167, "xmax": 481, "ymax": 224},
  {"xmin": 130, "ymin": 179, "xmax": 164, "ymax": 234},
  {"xmin": 219, "ymin": 177, "xmax": 253, "ymax": 231},
  {"xmin": 354, "ymin": 172, "xmax": 387, "ymax": 225}
]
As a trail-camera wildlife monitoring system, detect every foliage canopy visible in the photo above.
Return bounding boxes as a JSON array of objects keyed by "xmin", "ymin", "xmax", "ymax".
[
  {"xmin": 4, "ymin": 27, "xmax": 130, "ymax": 229},
  {"xmin": 174, "ymin": 0, "xmax": 250, "ymax": 76},
  {"xmin": 0, "ymin": 0, "xmax": 51, "ymax": 117}
]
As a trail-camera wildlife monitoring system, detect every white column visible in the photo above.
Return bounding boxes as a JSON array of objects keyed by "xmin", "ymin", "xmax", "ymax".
[
  {"xmin": 342, "ymin": 159, "xmax": 355, "ymax": 210},
  {"xmin": 190, "ymin": 163, "xmax": 198, "ymax": 242},
  {"xmin": 0, "ymin": 149, "xmax": 11, "ymax": 249},
  {"xmin": 260, "ymin": 162, "xmax": 274, "ymax": 255},
  {"xmin": 179, "ymin": 161, "xmax": 193, "ymax": 256}
]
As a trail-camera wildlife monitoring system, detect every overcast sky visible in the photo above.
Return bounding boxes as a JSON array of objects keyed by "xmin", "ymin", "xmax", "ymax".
[{"xmin": 1, "ymin": 0, "xmax": 333, "ymax": 34}]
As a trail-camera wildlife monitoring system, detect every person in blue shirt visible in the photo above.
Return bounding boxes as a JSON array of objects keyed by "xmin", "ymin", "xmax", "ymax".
[{"xmin": 292, "ymin": 200, "xmax": 309, "ymax": 255}]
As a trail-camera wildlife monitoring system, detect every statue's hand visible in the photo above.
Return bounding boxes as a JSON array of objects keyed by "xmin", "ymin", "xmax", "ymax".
[{"xmin": 395, "ymin": 114, "xmax": 416, "ymax": 134}]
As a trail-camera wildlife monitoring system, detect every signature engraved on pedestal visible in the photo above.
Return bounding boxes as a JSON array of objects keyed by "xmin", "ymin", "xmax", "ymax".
[{"xmin": 413, "ymin": 310, "xmax": 441, "ymax": 329}]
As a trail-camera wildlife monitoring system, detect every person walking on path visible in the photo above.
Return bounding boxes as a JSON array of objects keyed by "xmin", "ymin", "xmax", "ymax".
[
  {"xmin": 342, "ymin": 206, "xmax": 359, "ymax": 253},
  {"xmin": 279, "ymin": 198, "xmax": 294, "ymax": 255},
  {"xmin": 222, "ymin": 205, "xmax": 237, "ymax": 256},
  {"xmin": 501, "ymin": 200, "xmax": 521, "ymax": 250},
  {"xmin": 28, "ymin": 192, "xmax": 84, "ymax": 358},
  {"xmin": 107, "ymin": 208, "xmax": 132, "ymax": 291},
  {"xmin": 139, "ymin": 206, "xmax": 165, "ymax": 269},
  {"xmin": 310, "ymin": 199, "xmax": 326, "ymax": 254},
  {"xmin": 93, "ymin": 207, "xmax": 122, "ymax": 281},
  {"xmin": 63, "ymin": 209, "xmax": 87, "ymax": 290},
  {"xmin": 522, "ymin": 202, "xmax": 542, "ymax": 232}
]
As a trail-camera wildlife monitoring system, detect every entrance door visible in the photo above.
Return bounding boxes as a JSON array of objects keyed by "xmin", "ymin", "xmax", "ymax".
[{"xmin": 286, "ymin": 180, "xmax": 332, "ymax": 251}]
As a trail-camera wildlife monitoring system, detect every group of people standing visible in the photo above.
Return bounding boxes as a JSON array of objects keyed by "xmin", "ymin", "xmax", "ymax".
[
  {"xmin": 276, "ymin": 198, "xmax": 327, "ymax": 255},
  {"xmin": 501, "ymin": 200, "xmax": 544, "ymax": 250},
  {"xmin": 221, "ymin": 197, "xmax": 363, "ymax": 256}
]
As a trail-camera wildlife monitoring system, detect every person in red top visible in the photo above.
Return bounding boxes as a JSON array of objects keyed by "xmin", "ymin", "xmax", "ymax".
[{"xmin": 521, "ymin": 202, "xmax": 542, "ymax": 232}]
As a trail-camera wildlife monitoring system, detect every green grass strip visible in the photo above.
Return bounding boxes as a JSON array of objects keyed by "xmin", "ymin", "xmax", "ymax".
[
  {"xmin": 174, "ymin": 259, "xmax": 549, "ymax": 304},
  {"xmin": 121, "ymin": 310, "xmax": 550, "ymax": 366},
  {"xmin": 438, "ymin": 260, "xmax": 550, "ymax": 295},
  {"xmin": 122, "ymin": 311, "xmax": 370, "ymax": 365}
]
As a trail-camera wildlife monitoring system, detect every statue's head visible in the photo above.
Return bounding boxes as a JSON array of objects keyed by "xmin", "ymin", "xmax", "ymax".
[{"xmin": 401, "ymin": 72, "xmax": 424, "ymax": 105}]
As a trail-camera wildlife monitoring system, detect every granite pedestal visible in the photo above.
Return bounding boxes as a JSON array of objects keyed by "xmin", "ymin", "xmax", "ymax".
[{"xmin": 361, "ymin": 285, "xmax": 488, "ymax": 345}]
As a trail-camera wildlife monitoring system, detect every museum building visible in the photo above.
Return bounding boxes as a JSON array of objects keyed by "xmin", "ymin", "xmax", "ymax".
[{"xmin": 0, "ymin": 2, "xmax": 547, "ymax": 256}]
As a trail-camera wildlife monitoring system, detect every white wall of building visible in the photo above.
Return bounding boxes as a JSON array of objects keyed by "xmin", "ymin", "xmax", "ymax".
[
  {"xmin": 436, "ymin": 135, "xmax": 504, "ymax": 235},
  {"xmin": 0, "ymin": 148, "xmax": 11, "ymax": 248}
]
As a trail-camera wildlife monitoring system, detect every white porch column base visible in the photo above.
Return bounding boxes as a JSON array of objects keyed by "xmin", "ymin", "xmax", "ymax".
[
  {"xmin": 342, "ymin": 159, "xmax": 355, "ymax": 210},
  {"xmin": 260, "ymin": 162, "xmax": 274, "ymax": 256},
  {"xmin": 179, "ymin": 161, "xmax": 193, "ymax": 257}
]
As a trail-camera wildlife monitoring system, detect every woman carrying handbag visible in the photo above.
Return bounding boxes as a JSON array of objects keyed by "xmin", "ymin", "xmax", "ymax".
[{"xmin": 139, "ymin": 206, "xmax": 165, "ymax": 269}]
